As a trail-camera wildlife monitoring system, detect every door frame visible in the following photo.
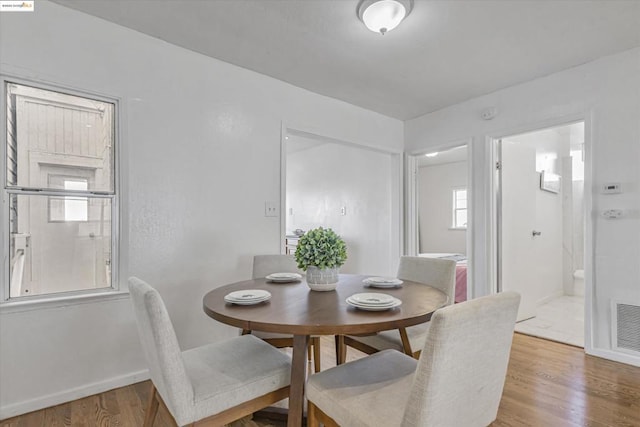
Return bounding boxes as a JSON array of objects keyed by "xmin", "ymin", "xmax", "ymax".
[
  {"xmin": 405, "ymin": 140, "xmax": 473, "ymax": 298},
  {"xmin": 488, "ymin": 112, "xmax": 594, "ymax": 352}
]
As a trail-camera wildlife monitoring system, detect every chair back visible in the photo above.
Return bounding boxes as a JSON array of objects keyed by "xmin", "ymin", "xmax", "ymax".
[
  {"xmin": 128, "ymin": 277, "xmax": 193, "ymax": 422},
  {"xmin": 252, "ymin": 254, "xmax": 301, "ymax": 279},
  {"xmin": 397, "ymin": 256, "xmax": 456, "ymax": 305},
  {"xmin": 401, "ymin": 291, "xmax": 520, "ymax": 427}
]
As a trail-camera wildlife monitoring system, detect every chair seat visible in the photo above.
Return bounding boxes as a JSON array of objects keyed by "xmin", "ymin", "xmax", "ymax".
[
  {"xmin": 182, "ymin": 334, "xmax": 291, "ymax": 421},
  {"xmin": 306, "ymin": 350, "xmax": 417, "ymax": 427},
  {"xmin": 346, "ymin": 322, "xmax": 431, "ymax": 353}
]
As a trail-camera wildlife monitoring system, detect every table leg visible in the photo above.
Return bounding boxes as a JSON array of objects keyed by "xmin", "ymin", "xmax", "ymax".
[
  {"xmin": 288, "ymin": 334, "xmax": 309, "ymax": 427},
  {"xmin": 335, "ymin": 335, "xmax": 346, "ymax": 365}
]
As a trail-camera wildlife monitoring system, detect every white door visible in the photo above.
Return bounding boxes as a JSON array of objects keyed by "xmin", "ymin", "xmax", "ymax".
[{"xmin": 499, "ymin": 140, "xmax": 538, "ymax": 321}]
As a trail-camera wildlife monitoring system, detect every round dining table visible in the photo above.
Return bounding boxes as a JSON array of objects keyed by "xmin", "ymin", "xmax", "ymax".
[{"xmin": 202, "ymin": 274, "xmax": 448, "ymax": 427}]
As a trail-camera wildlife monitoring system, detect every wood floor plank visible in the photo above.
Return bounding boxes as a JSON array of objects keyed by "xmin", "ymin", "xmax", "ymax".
[{"xmin": 1, "ymin": 333, "xmax": 639, "ymax": 427}]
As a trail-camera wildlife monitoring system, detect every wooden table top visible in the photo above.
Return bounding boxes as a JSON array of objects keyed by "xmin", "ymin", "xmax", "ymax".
[{"xmin": 202, "ymin": 274, "xmax": 448, "ymax": 335}]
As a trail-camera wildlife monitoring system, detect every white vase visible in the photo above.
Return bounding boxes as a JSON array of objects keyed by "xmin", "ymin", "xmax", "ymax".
[{"xmin": 306, "ymin": 266, "xmax": 339, "ymax": 291}]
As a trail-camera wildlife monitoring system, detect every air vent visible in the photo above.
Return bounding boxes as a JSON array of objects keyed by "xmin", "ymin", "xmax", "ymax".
[{"xmin": 611, "ymin": 301, "xmax": 640, "ymax": 355}]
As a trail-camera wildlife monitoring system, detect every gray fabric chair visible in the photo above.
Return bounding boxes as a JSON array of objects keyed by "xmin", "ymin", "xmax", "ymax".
[
  {"xmin": 340, "ymin": 256, "xmax": 457, "ymax": 361},
  {"xmin": 307, "ymin": 291, "xmax": 521, "ymax": 427},
  {"xmin": 248, "ymin": 255, "xmax": 322, "ymax": 373},
  {"xmin": 128, "ymin": 277, "xmax": 291, "ymax": 427}
]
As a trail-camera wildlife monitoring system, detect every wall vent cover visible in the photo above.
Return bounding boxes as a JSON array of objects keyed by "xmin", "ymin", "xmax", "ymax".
[{"xmin": 611, "ymin": 301, "xmax": 640, "ymax": 355}]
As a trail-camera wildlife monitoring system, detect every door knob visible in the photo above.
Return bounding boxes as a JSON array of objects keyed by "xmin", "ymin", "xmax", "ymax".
[{"xmin": 532, "ymin": 230, "xmax": 542, "ymax": 236}]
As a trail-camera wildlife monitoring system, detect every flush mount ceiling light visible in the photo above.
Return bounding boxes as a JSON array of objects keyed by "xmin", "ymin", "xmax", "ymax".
[
  {"xmin": 425, "ymin": 152, "xmax": 439, "ymax": 158},
  {"xmin": 357, "ymin": 0, "xmax": 413, "ymax": 35}
]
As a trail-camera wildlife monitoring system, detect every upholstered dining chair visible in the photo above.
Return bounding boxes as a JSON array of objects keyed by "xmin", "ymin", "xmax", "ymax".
[
  {"xmin": 128, "ymin": 277, "xmax": 291, "ymax": 427},
  {"xmin": 339, "ymin": 256, "xmax": 457, "ymax": 362},
  {"xmin": 247, "ymin": 254, "xmax": 322, "ymax": 373},
  {"xmin": 307, "ymin": 291, "xmax": 521, "ymax": 427}
]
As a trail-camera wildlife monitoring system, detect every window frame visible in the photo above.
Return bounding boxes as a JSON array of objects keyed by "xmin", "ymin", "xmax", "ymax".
[
  {"xmin": 451, "ymin": 187, "xmax": 468, "ymax": 230},
  {"xmin": 1, "ymin": 75, "xmax": 122, "ymax": 306}
]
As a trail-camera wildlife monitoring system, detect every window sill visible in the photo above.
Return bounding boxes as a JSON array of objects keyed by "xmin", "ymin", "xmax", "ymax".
[
  {"xmin": 448, "ymin": 227, "xmax": 467, "ymax": 231},
  {"xmin": 0, "ymin": 289, "xmax": 130, "ymax": 314}
]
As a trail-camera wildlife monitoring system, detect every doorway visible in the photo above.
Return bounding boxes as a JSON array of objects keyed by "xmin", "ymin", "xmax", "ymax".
[
  {"xmin": 496, "ymin": 121, "xmax": 586, "ymax": 347},
  {"xmin": 407, "ymin": 143, "xmax": 471, "ymax": 303},
  {"xmin": 282, "ymin": 128, "xmax": 402, "ymax": 277}
]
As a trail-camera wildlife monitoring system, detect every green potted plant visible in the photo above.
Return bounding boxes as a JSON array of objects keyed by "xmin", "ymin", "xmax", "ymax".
[{"xmin": 294, "ymin": 227, "xmax": 347, "ymax": 291}]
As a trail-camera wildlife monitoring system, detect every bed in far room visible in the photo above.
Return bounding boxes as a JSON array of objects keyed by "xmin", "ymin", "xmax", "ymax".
[{"xmin": 418, "ymin": 253, "xmax": 467, "ymax": 303}]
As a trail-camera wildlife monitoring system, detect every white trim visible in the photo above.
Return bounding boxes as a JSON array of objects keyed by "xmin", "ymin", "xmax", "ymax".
[
  {"xmin": 285, "ymin": 126, "xmax": 403, "ymax": 155},
  {"xmin": 0, "ymin": 369, "xmax": 149, "ymax": 420},
  {"xmin": 404, "ymin": 153, "xmax": 418, "ymax": 255},
  {"xmin": 582, "ymin": 110, "xmax": 595, "ymax": 354},
  {"xmin": 0, "ymin": 290, "xmax": 129, "ymax": 314},
  {"xmin": 279, "ymin": 122, "xmax": 287, "ymax": 255},
  {"xmin": 586, "ymin": 348, "xmax": 640, "ymax": 368},
  {"xmin": 537, "ymin": 290, "xmax": 564, "ymax": 307}
]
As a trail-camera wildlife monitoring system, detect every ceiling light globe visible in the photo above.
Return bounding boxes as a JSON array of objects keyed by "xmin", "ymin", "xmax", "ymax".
[{"xmin": 361, "ymin": 0, "xmax": 407, "ymax": 35}]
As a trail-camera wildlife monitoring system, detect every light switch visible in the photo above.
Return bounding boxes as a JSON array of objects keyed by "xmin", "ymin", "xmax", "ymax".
[
  {"xmin": 265, "ymin": 201, "xmax": 279, "ymax": 217},
  {"xmin": 602, "ymin": 183, "xmax": 621, "ymax": 194}
]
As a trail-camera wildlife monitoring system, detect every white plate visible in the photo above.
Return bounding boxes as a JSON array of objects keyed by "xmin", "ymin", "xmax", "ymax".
[
  {"xmin": 363, "ymin": 277, "xmax": 403, "ymax": 287},
  {"xmin": 349, "ymin": 292, "xmax": 396, "ymax": 305},
  {"xmin": 346, "ymin": 298, "xmax": 402, "ymax": 311},
  {"xmin": 346, "ymin": 299, "xmax": 397, "ymax": 309},
  {"xmin": 266, "ymin": 272, "xmax": 302, "ymax": 283},
  {"xmin": 346, "ymin": 296, "xmax": 397, "ymax": 307},
  {"xmin": 364, "ymin": 282, "xmax": 403, "ymax": 289},
  {"xmin": 224, "ymin": 290, "xmax": 271, "ymax": 305}
]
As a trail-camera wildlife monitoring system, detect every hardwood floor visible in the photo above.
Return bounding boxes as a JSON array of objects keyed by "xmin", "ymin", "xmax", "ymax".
[{"xmin": 1, "ymin": 333, "xmax": 639, "ymax": 427}]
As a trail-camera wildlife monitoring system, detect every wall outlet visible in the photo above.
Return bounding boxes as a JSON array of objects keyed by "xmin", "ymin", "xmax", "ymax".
[
  {"xmin": 265, "ymin": 201, "xmax": 279, "ymax": 217},
  {"xmin": 603, "ymin": 209, "xmax": 623, "ymax": 219},
  {"xmin": 340, "ymin": 206, "xmax": 347, "ymax": 216}
]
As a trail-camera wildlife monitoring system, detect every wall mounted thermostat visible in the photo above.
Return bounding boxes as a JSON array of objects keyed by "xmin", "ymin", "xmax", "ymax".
[{"xmin": 602, "ymin": 183, "xmax": 621, "ymax": 194}]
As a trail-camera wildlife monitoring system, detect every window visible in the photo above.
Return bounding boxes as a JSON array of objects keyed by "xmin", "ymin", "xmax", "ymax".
[
  {"xmin": 452, "ymin": 188, "xmax": 467, "ymax": 229},
  {"xmin": 49, "ymin": 177, "xmax": 89, "ymax": 222},
  {"xmin": 3, "ymin": 81, "xmax": 117, "ymax": 300}
]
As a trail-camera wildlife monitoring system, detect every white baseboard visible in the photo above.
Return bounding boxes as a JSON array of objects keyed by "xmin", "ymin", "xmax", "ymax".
[
  {"xmin": 537, "ymin": 290, "xmax": 564, "ymax": 307},
  {"xmin": 0, "ymin": 369, "xmax": 149, "ymax": 420},
  {"xmin": 586, "ymin": 347, "xmax": 640, "ymax": 367}
]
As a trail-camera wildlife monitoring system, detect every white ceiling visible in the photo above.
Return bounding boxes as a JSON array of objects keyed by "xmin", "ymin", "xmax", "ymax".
[
  {"xmin": 51, "ymin": 0, "xmax": 640, "ymax": 120},
  {"xmin": 417, "ymin": 144, "xmax": 467, "ymax": 167}
]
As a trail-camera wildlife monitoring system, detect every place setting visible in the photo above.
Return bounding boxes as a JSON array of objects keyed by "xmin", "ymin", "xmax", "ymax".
[
  {"xmin": 265, "ymin": 272, "xmax": 303, "ymax": 283},
  {"xmin": 346, "ymin": 292, "xmax": 402, "ymax": 311},
  {"xmin": 224, "ymin": 289, "xmax": 272, "ymax": 305},
  {"xmin": 362, "ymin": 276, "xmax": 403, "ymax": 288}
]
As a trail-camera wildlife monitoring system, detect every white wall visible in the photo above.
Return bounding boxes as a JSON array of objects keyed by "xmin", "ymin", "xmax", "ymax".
[
  {"xmin": 286, "ymin": 139, "xmax": 395, "ymax": 276},
  {"xmin": 417, "ymin": 162, "xmax": 467, "ymax": 254},
  {"xmin": 405, "ymin": 47, "xmax": 640, "ymax": 365},
  {"xmin": 0, "ymin": 1, "xmax": 403, "ymax": 417}
]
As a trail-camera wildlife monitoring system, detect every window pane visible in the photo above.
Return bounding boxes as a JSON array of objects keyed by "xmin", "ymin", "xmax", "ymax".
[
  {"xmin": 9, "ymin": 194, "xmax": 112, "ymax": 298},
  {"xmin": 456, "ymin": 189, "xmax": 467, "ymax": 200},
  {"xmin": 456, "ymin": 210, "xmax": 467, "ymax": 228},
  {"xmin": 6, "ymin": 82, "xmax": 114, "ymax": 192},
  {"xmin": 49, "ymin": 178, "xmax": 89, "ymax": 221}
]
